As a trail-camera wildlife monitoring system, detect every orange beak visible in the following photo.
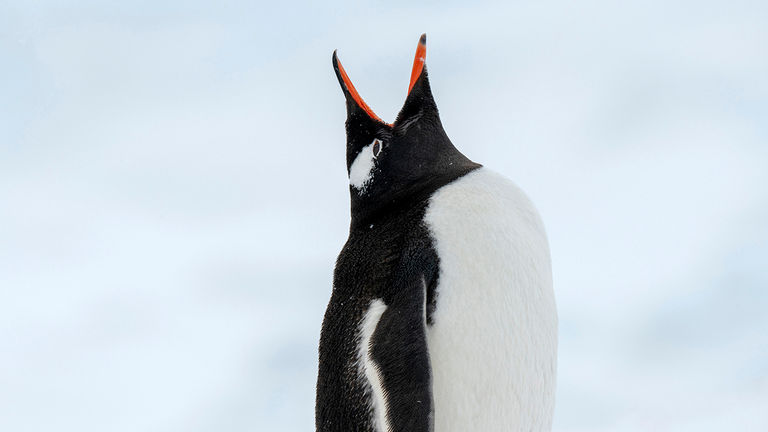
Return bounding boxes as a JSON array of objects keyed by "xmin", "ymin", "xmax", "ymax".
[
  {"xmin": 333, "ymin": 34, "xmax": 428, "ymax": 125},
  {"xmin": 334, "ymin": 51, "xmax": 388, "ymax": 125},
  {"xmin": 408, "ymin": 34, "xmax": 427, "ymax": 95}
]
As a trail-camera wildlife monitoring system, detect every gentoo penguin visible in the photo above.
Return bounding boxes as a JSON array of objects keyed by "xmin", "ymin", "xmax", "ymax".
[{"xmin": 316, "ymin": 34, "xmax": 557, "ymax": 432}]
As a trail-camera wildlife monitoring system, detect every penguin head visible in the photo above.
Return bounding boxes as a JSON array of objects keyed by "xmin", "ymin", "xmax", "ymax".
[{"xmin": 333, "ymin": 34, "xmax": 479, "ymax": 224}]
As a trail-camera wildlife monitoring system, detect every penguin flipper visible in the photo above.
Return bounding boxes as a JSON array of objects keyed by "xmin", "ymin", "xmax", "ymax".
[{"xmin": 367, "ymin": 263, "xmax": 435, "ymax": 431}]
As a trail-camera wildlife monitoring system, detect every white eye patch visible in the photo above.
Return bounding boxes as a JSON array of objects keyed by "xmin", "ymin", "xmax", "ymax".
[{"xmin": 349, "ymin": 138, "xmax": 383, "ymax": 193}]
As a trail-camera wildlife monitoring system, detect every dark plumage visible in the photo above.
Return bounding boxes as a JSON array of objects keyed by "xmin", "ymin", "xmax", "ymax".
[{"xmin": 316, "ymin": 35, "xmax": 479, "ymax": 432}]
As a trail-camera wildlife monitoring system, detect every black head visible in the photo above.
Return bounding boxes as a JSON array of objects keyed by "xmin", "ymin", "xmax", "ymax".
[{"xmin": 333, "ymin": 34, "xmax": 480, "ymax": 226}]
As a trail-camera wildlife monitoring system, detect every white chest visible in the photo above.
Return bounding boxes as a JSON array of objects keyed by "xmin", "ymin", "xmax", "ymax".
[{"xmin": 424, "ymin": 168, "xmax": 558, "ymax": 432}]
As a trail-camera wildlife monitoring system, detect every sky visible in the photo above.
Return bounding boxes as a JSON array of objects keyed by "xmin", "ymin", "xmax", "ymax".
[{"xmin": 1, "ymin": 0, "xmax": 767, "ymax": 431}]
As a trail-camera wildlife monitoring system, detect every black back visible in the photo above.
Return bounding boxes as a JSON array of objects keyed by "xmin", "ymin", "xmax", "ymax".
[{"xmin": 316, "ymin": 35, "xmax": 480, "ymax": 432}]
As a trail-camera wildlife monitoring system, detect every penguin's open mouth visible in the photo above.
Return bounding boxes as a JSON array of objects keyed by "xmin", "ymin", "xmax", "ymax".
[{"xmin": 333, "ymin": 33, "xmax": 428, "ymax": 126}]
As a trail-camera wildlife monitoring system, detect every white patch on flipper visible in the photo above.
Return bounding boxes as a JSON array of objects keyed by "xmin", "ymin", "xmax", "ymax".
[
  {"xmin": 358, "ymin": 299, "xmax": 391, "ymax": 432},
  {"xmin": 349, "ymin": 139, "xmax": 381, "ymax": 193},
  {"xmin": 424, "ymin": 167, "xmax": 558, "ymax": 432}
]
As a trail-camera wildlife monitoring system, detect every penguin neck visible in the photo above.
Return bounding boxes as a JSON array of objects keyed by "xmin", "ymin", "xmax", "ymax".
[{"xmin": 348, "ymin": 153, "xmax": 481, "ymax": 230}]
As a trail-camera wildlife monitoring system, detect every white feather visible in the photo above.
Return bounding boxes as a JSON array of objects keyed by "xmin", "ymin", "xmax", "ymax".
[
  {"xmin": 349, "ymin": 140, "xmax": 379, "ymax": 192},
  {"xmin": 424, "ymin": 168, "xmax": 558, "ymax": 431},
  {"xmin": 358, "ymin": 299, "xmax": 391, "ymax": 432}
]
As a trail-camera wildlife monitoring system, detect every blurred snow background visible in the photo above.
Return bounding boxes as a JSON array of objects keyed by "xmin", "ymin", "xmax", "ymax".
[{"xmin": 1, "ymin": 0, "xmax": 767, "ymax": 430}]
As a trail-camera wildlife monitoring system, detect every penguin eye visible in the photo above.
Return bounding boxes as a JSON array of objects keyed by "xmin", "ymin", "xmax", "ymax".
[{"xmin": 372, "ymin": 139, "xmax": 382, "ymax": 158}]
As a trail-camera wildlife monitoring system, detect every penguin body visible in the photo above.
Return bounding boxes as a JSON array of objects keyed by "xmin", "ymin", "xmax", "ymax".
[
  {"xmin": 316, "ymin": 35, "xmax": 557, "ymax": 432},
  {"xmin": 425, "ymin": 168, "xmax": 557, "ymax": 431}
]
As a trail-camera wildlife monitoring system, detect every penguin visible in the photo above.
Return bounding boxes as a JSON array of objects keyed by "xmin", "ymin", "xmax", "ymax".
[{"xmin": 316, "ymin": 34, "xmax": 557, "ymax": 432}]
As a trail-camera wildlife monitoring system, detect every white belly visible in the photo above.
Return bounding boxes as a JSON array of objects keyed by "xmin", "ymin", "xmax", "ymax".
[{"xmin": 424, "ymin": 168, "xmax": 557, "ymax": 431}]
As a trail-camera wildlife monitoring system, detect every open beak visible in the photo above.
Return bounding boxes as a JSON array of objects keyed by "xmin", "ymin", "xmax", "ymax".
[{"xmin": 332, "ymin": 34, "xmax": 428, "ymax": 125}]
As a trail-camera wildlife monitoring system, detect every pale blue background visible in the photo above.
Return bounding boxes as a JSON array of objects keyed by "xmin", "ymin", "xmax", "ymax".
[{"xmin": 1, "ymin": 1, "xmax": 767, "ymax": 430}]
